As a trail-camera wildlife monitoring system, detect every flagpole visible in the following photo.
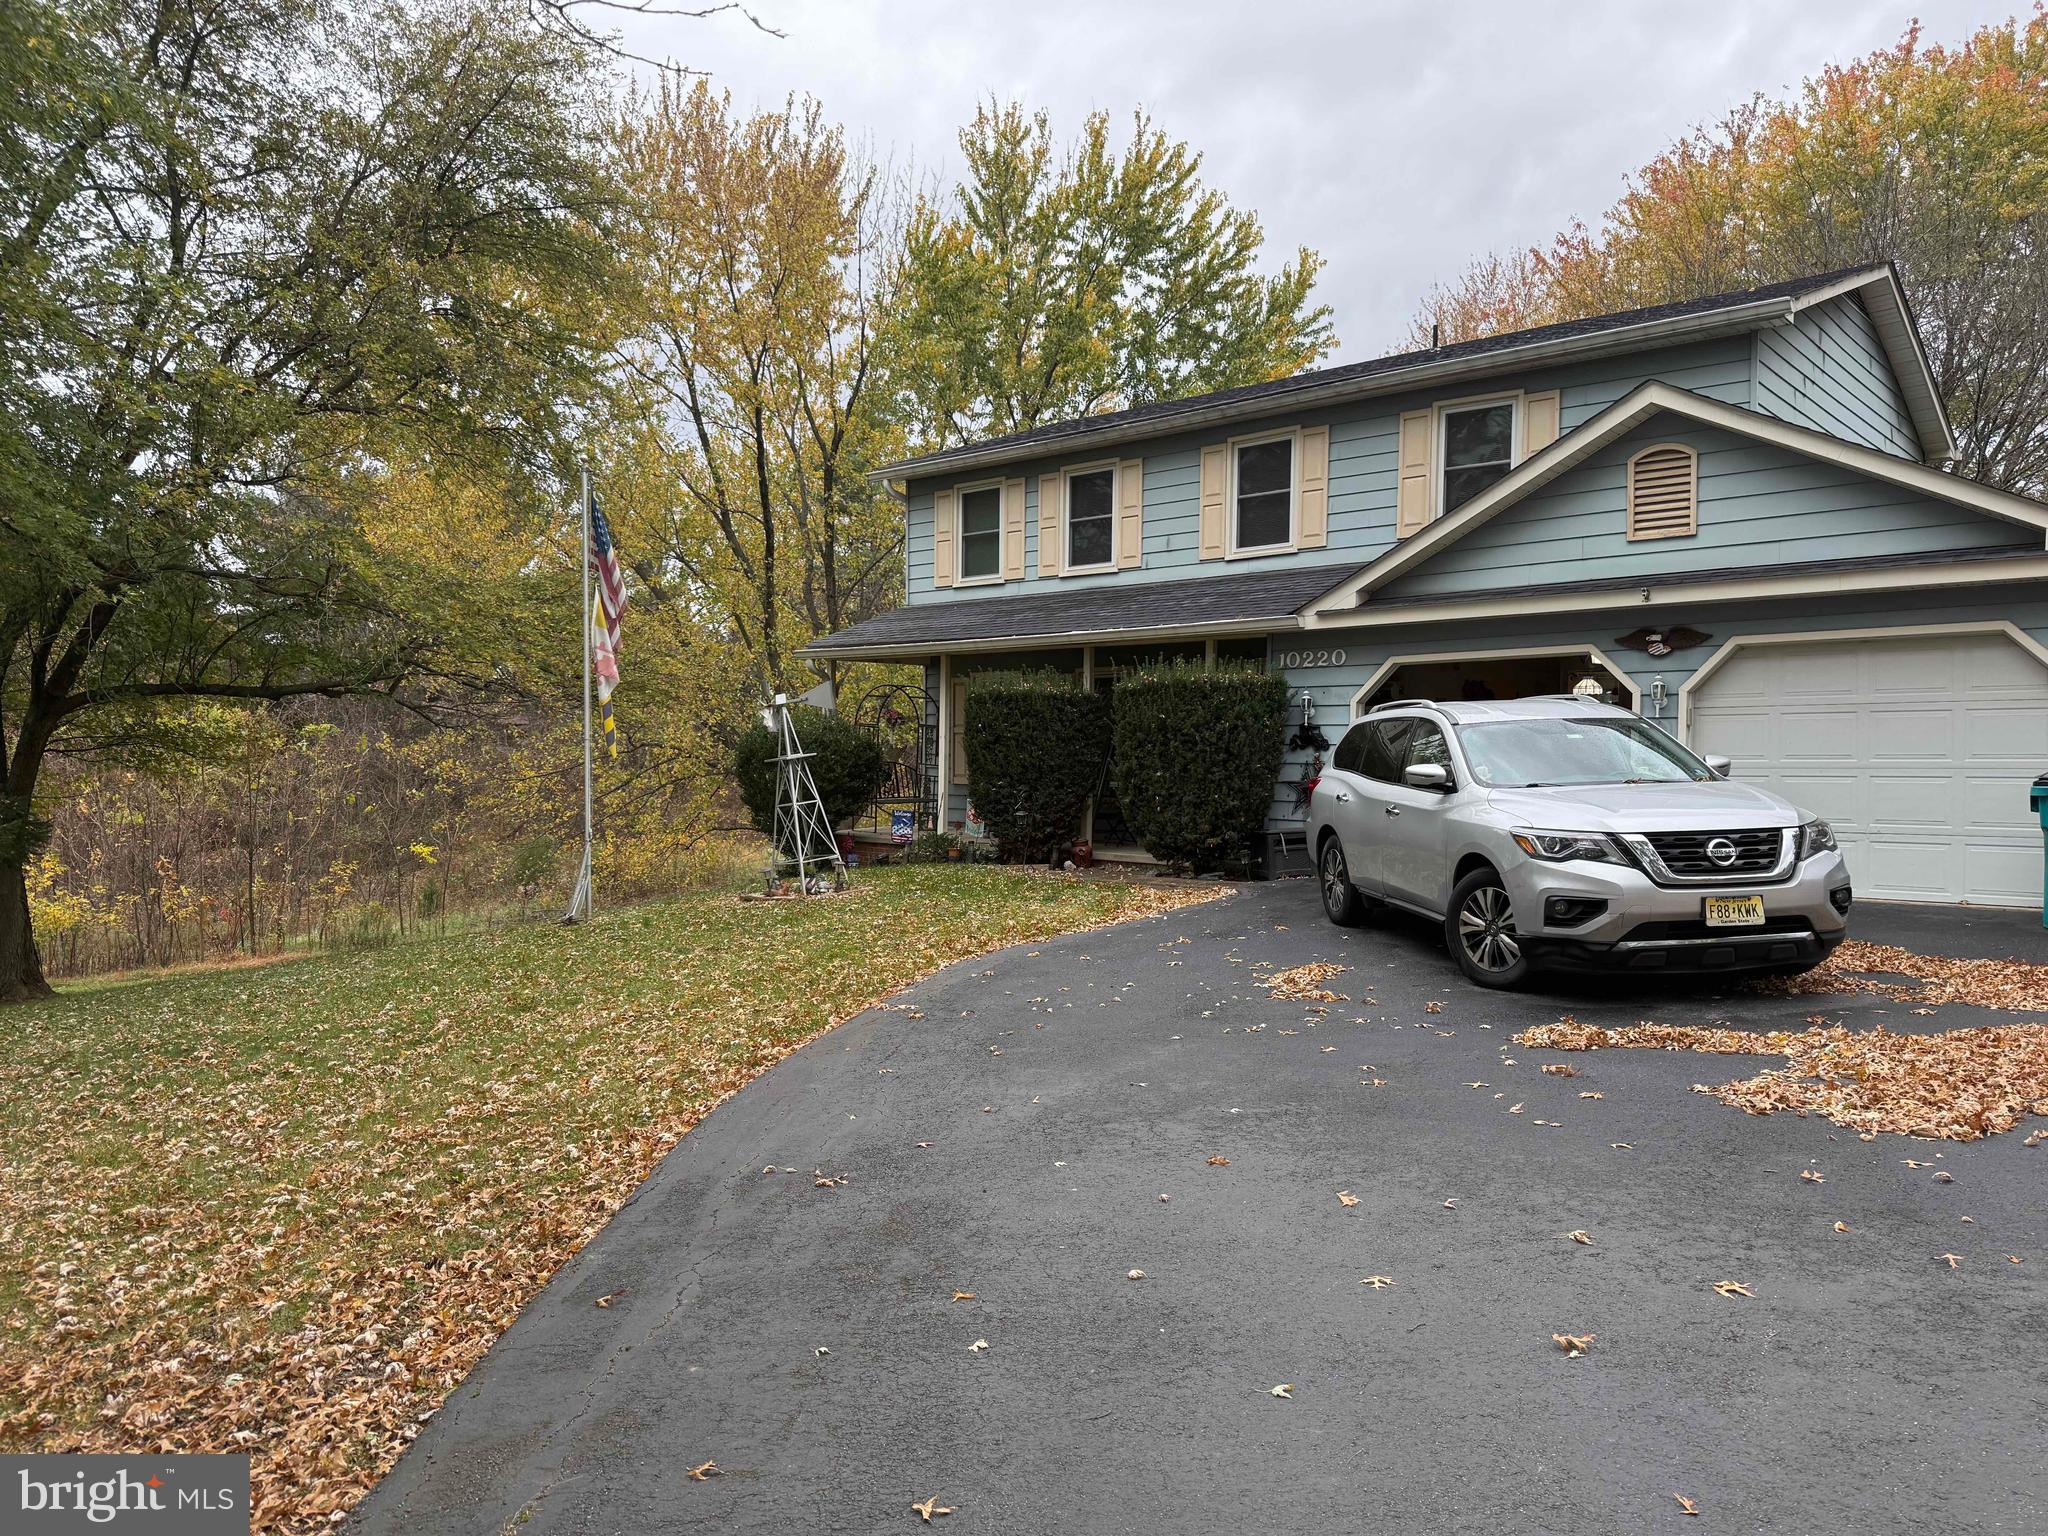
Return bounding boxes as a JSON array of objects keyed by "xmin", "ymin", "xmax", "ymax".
[{"xmin": 579, "ymin": 465, "xmax": 594, "ymax": 921}]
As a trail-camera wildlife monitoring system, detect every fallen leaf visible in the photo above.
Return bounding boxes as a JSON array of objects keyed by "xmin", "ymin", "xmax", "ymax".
[
  {"xmin": 1933, "ymin": 1171, "xmax": 1954, "ymax": 1183},
  {"xmin": 1938, "ymin": 1252, "xmax": 1962, "ymax": 1270},
  {"xmin": 815, "ymin": 1347, "xmax": 831, "ymax": 1356},
  {"xmin": 1674, "ymin": 1493, "xmax": 1701, "ymax": 1516},
  {"xmin": 1359, "ymin": 1275, "xmax": 1395, "ymax": 1289},
  {"xmin": 968, "ymin": 1338, "xmax": 989, "ymax": 1352},
  {"xmin": 2008, "ymin": 1255, "xmax": 2024, "ymax": 1264},
  {"xmin": 1337, "ymin": 1190, "xmax": 1360, "ymax": 1208},
  {"xmin": 1566, "ymin": 1230, "xmax": 1593, "ymax": 1245},
  {"xmin": 1610, "ymin": 1142, "xmax": 1634, "ymax": 1150},
  {"xmin": 1552, "ymin": 1333, "xmax": 1594, "ymax": 1357},
  {"xmin": 912, "ymin": 1494, "xmax": 957, "ymax": 1522},
  {"xmin": 1833, "ymin": 1221, "xmax": 1851, "ymax": 1233},
  {"xmin": 1269, "ymin": 1383, "xmax": 1294, "ymax": 1398},
  {"xmin": 1508, "ymin": 1103, "xmax": 1525, "ymax": 1114},
  {"xmin": 1712, "ymin": 1280, "xmax": 1755, "ymax": 1298},
  {"xmin": 951, "ymin": 1291, "xmax": 976, "ymax": 1302},
  {"xmin": 688, "ymin": 1460, "xmax": 719, "ymax": 1482},
  {"xmin": 1800, "ymin": 1170, "xmax": 1825, "ymax": 1184},
  {"xmin": 1207, "ymin": 1156, "xmax": 1230, "ymax": 1167},
  {"xmin": 1158, "ymin": 1193, "xmax": 1170, "ymax": 1203},
  {"xmin": 1541, "ymin": 1063, "xmax": 1578, "ymax": 1077},
  {"xmin": 594, "ymin": 1289, "xmax": 626, "ymax": 1308},
  {"xmin": 915, "ymin": 1141, "xmax": 935, "ymax": 1149},
  {"xmin": 1442, "ymin": 1198, "xmax": 1459, "ymax": 1209},
  {"xmin": 1579, "ymin": 1091, "xmax": 1604, "ymax": 1100},
  {"xmin": 1126, "ymin": 1269, "xmax": 1146, "ymax": 1281}
]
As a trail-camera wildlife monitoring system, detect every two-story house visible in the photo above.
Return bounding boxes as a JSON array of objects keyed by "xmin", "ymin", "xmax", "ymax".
[{"xmin": 803, "ymin": 265, "xmax": 2048, "ymax": 907}]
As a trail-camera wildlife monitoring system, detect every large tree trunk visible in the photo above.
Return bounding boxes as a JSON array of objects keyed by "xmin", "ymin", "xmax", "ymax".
[{"xmin": 0, "ymin": 858, "xmax": 51, "ymax": 1003}]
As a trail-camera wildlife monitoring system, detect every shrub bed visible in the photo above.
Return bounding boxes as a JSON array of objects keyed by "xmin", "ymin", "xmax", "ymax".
[
  {"xmin": 962, "ymin": 671, "xmax": 1112, "ymax": 861},
  {"xmin": 1111, "ymin": 661, "xmax": 1288, "ymax": 871}
]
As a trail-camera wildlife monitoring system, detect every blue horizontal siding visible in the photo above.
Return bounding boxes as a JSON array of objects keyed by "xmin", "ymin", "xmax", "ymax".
[
  {"xmin": 1376, "ymin": 415, "xmax": 2022, "ymax": 601},
  {"xmin": 903, "ymin": 336, "xmax": 1754, "ymax": 605},
  {"xmin": 1754, "ymin": 294, "xmax": 1921, "ymax": 460}
]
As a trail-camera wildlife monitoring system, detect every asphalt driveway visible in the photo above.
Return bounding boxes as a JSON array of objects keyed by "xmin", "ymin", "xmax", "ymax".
[{"xmin": 353, "ymin": 881, "xmax": 2047, "ymax": 1535}]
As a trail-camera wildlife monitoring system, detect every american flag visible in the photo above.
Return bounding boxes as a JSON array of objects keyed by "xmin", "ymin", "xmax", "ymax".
[{"xmin": 588, "ymin": 490, "xmax": 627, "ymax": 758}]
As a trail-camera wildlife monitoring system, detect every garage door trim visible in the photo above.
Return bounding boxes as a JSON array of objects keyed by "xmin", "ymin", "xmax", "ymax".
[
  {"xmin": 1348, "ymin": 643, "xmax": 1643, "ymax": 718},
  {"xmin": 1677, "ymin": 620, "xmax": 2048, "ymax": 746}
]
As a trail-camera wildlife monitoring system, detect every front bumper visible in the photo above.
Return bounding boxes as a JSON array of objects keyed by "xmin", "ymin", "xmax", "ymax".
[{"xmin": 1505, "ymin": 847, "xmax": 1852, "ymax": 975}]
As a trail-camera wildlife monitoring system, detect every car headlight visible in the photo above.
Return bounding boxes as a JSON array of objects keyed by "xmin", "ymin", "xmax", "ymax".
[
  {"xmin": 1798, "ymin": 819, "xmax": 1838, "ymax": 860},
  {"xmin": 1511, "ymin": 829, "xmax": 1621, "ymax": 864}
]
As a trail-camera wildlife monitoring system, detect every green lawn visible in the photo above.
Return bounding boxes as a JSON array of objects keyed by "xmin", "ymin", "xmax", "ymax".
[{"xmin": 0, "ymin": 866, "xmax": 1213, "ymax": 1532}]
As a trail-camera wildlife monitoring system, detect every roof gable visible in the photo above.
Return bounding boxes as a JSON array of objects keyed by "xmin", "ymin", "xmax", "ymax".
[{"xmin": 1307, "ymin": 383, "xmax": 2047, "ymax": 617}]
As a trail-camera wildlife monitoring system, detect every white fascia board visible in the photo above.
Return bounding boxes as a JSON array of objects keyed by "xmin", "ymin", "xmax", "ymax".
[
  {"xmin": 1300, "ymin": 381, "xmax": 2048, "ymax": 621},
  {"xmin": 1785, "ymin": 265, "xmax": 1955, "ymax": 461},
  {"xmin": 1300, "ymin": 553, "xmax": 2048, "ymax": 633},
  {"xmin": 870, "ymin": 301, "xmax": 1788, "ymax": 485},
  {"xmin": 796, "ymin": 612, "xmax": 1298, "ymax": 662}
]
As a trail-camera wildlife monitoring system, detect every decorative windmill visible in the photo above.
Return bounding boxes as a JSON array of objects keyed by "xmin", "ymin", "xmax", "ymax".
[{"xmin": 762, "ymin": 693, "xmax": 849, "ymax": 895}]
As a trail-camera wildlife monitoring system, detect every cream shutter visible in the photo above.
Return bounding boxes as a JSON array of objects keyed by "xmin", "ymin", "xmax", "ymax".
[
  {"xmin": 1298, "ymin": 426, "xmax": 1329, "ymax": 549},
  {"xmin": 1001, "ymin": 479, "xmax": 1026, "ymax": 580},
  {"xmin": 1396, "ymin": 410, "xmax": 1432, "ymax": 537},
  {"xmin": 1523, "ymin": 390, "xmax": 1561, "ymax": 456},
  {"xmin": 1116, "ymin": 458, "xmax": 1144, "ymax": 568},
  {"xmin": 1626, "ymin": 443, "xmax": 1698, "ymax": 540},
  {"xmin": 1199, "ymin": 444, "xmax": 1229, "ymax": 559},
  {"xmin": 933, "ymin": 489, "xmax": 957, "ymax": 587},
  {"xmin": 1037, "ymin": 475, "xmax": 1061, "ymax": 575},
  {"xmin": 950, "ymin": 677, "xmax": 970, "ymax": 785}
]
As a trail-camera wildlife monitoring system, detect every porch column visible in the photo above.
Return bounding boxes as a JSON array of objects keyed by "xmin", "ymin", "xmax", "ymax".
[{"xmin": 935, "ymin": 653, "xmax": 951, "ymax": 829}]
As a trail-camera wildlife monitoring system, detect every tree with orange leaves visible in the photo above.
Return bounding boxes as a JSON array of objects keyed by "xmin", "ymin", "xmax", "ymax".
[{"xmin": 1408, "ymin": 10, "xmax": 2048, "ymax": 493}]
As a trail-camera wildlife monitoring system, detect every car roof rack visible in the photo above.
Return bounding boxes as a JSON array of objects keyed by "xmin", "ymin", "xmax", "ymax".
[{"xmin": 1366, "ymin": 698, "xmax": 1447, "ymax": 714}]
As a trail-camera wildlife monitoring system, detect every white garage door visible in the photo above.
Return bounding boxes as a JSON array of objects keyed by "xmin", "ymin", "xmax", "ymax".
[{"xmin": 1689, "ymin": 631, "xmax": 2048, "ymax": 906}]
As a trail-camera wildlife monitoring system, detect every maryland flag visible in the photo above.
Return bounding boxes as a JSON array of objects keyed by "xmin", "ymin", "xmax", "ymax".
[{"xmin": 588, "ymin": 490, "xmax": 627, "ymax": 757}]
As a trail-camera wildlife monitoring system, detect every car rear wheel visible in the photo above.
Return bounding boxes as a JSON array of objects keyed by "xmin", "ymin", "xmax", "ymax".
[
  {"xmin": 1447, "ymin": 868, "xmax": 1531, "ymax": 989},
  {"xmin": 1319, "ymin": 837, "xmax": 1364, "ymax": 927}
]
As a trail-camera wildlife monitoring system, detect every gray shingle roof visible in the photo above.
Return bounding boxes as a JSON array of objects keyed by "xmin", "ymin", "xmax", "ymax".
[
  {"xmin": 803, "ymin": 562, "xmax": 1366, "ymax": 655},
  {"xmin": 879, "ymin": 266, "xmax": 1891, "ymax": 480}
]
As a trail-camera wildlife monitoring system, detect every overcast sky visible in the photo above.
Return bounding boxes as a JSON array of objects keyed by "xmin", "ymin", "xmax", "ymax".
[{"xmin": 611, "ymin": 0, "xmax": 1997, "ymax": 357}]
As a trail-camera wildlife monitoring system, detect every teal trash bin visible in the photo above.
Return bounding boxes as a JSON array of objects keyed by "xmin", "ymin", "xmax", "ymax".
[{"xmin": 2034, "ymin": 774, "xmax": 2048, "ymax": 928}]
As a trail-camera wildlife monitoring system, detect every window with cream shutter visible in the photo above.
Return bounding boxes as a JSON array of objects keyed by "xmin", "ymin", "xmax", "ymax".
[
  {"xmin": 1298, "ymin": 427, "xmax": 1329, "ymax": 549},
  {"xmin": 1626, "ymin": 443, "xmax": 1698, "ymax": 540},
  {"xmin": 1522, "ymin": 390, "xmax": 1560, "ymax": 455},
  {"xmin": 1199, "ymin": 444, "xmax": 1229, "ymax": 559},
  {"xmin": 1002, "ymin": 478, "xmax": 1026, "ymax": 579},
  {"xmin": 1396, "ymin": 410, "xmax": 1432, "ymax": 537},
  {"xmin": 1037, "ymin": 475, "xmax": 1060, "ymax": 575},
  {"xmin": 932, "ymin": 489, "xmax": 956, "ymax": 586},
  {"xmin": 1116, "ymin": 458, "xmax": 1143, "ymax": 568}
]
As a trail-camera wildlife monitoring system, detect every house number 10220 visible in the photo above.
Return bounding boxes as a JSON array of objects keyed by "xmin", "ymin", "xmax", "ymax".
[{"xmin": 1276, "ymin": 648, "xmax": 1347, "ymax": 670}]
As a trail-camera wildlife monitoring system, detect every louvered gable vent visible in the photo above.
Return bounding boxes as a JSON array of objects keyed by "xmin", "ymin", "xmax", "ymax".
[{"xmin": 1626, "ymin": 443, "xmax": 1697, "ymax": 540}]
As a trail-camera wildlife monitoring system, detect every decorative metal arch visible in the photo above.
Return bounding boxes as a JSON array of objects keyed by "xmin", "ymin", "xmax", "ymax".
[{"xmin": 848, "ymin": 680, "xmax": 940, "ymax": 836}]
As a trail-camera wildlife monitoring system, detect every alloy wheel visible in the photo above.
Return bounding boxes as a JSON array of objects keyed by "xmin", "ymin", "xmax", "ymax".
[
  {"xmin": 1458, "ymin": 884, "xmax": 1521, "ymax": 973},
  {"xmin": 1321, "ymin": 844, "xmax": 1348, "ymax": 913}
]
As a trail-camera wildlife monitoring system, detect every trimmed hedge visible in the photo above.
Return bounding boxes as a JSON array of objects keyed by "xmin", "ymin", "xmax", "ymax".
[
  {"xmin": 962, "ymin": 671, "xmax": 1112, "ymax": 861},
  {"xmin": 734, "ymin": 704, "xmax": 888, "ymax": 834},
  {"xmin": 1111, "ymin": 661, "xmax": 1288, "ymax": 871}
]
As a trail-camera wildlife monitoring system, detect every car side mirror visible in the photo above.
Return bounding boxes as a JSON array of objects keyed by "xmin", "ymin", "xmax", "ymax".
[
  {"xmin": 1403, "ymin": 763, "xmax": 1450, "ymax": 791},
  {"xmin": 1704, "ymin": 754, "xmax": 1733, "ymax": 778}
]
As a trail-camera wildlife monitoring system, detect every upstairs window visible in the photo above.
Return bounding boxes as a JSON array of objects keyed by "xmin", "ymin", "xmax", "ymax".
[
  {"xmin": 1440, "ymin": 399, "xmax": 1516, "ymax": 513},
  {"xmin": 1232, "ymin": 433, "xmax": 1295, "ymax": 552},
  {"xmin": 1065, "ymin": 466, "xmax": 1116, "ymax": 571},
  {"xmin": 957, "ymin": 485, "xmax": 1002, "ymax": 581}
]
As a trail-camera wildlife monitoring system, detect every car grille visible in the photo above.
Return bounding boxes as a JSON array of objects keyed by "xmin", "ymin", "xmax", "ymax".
[{"xmin": 1640, "ymin": 828, "xmax": 1786, "ymax": 879}]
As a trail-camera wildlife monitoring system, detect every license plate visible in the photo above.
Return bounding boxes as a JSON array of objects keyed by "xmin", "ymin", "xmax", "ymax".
[{"xmin": 1703, "ymin": 895, "xmax": 1766, "ymax": 927}]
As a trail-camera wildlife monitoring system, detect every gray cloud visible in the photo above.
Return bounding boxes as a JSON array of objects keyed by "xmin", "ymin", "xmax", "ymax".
[{"xmin": 614, "ymin": 0, "xmax": 1992, "ymax": 356}]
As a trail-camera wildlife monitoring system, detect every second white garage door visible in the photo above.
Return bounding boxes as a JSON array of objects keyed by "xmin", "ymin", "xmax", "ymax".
[{"xmin": 1687, "ymin": 630, "xmax": 2048, "ymax": 907}]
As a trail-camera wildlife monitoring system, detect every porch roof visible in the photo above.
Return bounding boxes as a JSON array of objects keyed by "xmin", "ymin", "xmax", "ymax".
[{"xmin": 800, "ymin": 562, "xmax": 1366, "ymax": 660}]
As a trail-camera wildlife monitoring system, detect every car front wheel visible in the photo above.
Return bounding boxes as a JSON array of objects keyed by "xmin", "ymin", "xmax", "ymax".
[
  {"xmin": 1447, "ymin": 868, "xmax": 1531, "ymax": 989},
  {"xmin": 1319, "ymin": 837, "xmax": 1365, "ymax": 927}
]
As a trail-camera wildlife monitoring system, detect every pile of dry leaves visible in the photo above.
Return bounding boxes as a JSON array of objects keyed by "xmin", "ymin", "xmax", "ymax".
[
  {"xmin": 1262, "ymin": 963, "xmax": 1350, "ymax": 1003},
  {"xmin": 1780, "ymin": 940, "xmax": 2048, "ymax": 1011},
  {"xmin": 1518, "ymin": 1018, "xmax": 2048, "ymax": 1141},
  {"xmin": 0, "ymin": 868, "xmax": 1222, "ymax": 1533}
]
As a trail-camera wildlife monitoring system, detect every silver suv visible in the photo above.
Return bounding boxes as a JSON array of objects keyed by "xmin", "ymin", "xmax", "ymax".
[{"xmin": 1307, "ymin": 696, "xmax": 1852, "ymax": 988}]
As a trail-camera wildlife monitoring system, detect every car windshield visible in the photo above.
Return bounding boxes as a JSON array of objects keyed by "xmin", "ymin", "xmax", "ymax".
[{"xmin": 1454, "ymin": 715, "xmax": 1714, "ymax": 788}]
